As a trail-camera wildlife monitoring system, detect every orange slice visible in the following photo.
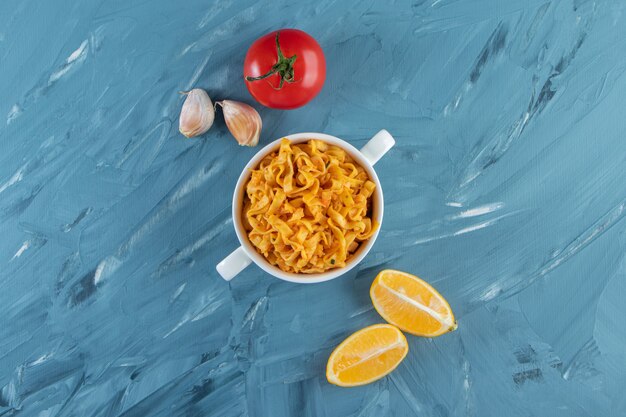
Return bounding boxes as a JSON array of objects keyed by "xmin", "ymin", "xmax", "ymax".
[
  {"xmin": 370, "ymin": 269, "xmax": 457, "ymax": 337},
  {"xmin": 326, "ymin": 324, "xmax": 408, "ymax": 387}
]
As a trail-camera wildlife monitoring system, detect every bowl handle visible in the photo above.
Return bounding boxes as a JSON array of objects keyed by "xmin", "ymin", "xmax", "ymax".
[
  {"xmin": 216, "ymin": 246, "xmax": 252, "ymax": 281},
  {"xmin": 360, "ymin": 129, "xmax": 395, "ymax": 166}
]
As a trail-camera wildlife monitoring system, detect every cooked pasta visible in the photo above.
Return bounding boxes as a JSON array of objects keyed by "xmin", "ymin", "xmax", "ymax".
[{"xmin": 243, "ymin": 139, "xmax": 377, "ymax": 273}]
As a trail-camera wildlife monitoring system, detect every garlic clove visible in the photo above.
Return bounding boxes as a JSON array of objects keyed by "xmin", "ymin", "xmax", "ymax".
[
  {"xmin": 179, "ymin": 88, "xmax": 215, "ymax": 138},
  {"xmin": 217, "ymin": 100, "xmax": 262, "ymax": 146}
]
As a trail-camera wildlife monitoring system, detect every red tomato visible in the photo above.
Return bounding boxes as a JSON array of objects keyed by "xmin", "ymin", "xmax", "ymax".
[{"xmin": 244, "ymin": 29, "xmax": 326, "ymax": 110}]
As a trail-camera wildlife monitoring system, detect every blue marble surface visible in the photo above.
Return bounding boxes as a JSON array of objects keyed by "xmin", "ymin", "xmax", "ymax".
[{"xmin": 1, "ymin": 0, "xmax": 626, "ymax": 415}]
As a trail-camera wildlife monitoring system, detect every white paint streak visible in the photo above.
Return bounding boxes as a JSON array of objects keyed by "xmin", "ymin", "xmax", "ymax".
[
  {"xmin": 93, "ymin": 261, "xmax": 106, "ymax": 285},
  {"xmin": 242, "ymin": 296, "xmax": 268, "ymax": 328},
  {"xmin": 165, "ymin": 293, "xmax": 227, "ymax": 338},
  {"xmin": 171, "ymin": 164, "xmax": 220, "ymax": 203},
  {"xmin": 94, "ymin": 256, "xmax": 121, "ymax": 285},
  {"xmin": 179, "ymin": 42, "xmax": 197, "ymax": 56},
  {"xmin": 414, "ymin": 212, "xmax": 516, "ymax": 244},
  {"xmin": 11, "ymin": 241, "xmax": 30, "ymax": 260},
  {"xmin": 6, "ymin": 104, "xmax": 22, "ymax": 125},
  {"xmin": 0, "ymin": 166, "xmax": 25, "ymax": 194},
  {"xmin": 170, "ymin": 283, "xmax": 187, "ymax": 303},
  {"xmin": 163, "ymin": 313, "xmax": 191, "ymax": 338},
  {"xmin": 454, "ymin": 202, "xmax": 504, "ymax": 218},
  {"xmin": 453, "ymin": 221, "xmax": 493, "ymax": 235},
  {"xmin": 67, "ymin": 40, "xmax": 89, "ymax": 63},
  {"xmin": 479, "ymin": 282, "xmax": 502, "ymax": 301},
  {"xmin": 453, "ymin": 213, "xmax": 512, "ymax": 236},
  {"xmin": 48, "ymin": 40, "xmax": 89, "ymax": 84},
  {"xmin": 30, "ymin": 353, "xmax": 52, "ymax": 366},
  {"xmin": 540, "ymin": 202, "xmax": 626, "ymax": 277}
]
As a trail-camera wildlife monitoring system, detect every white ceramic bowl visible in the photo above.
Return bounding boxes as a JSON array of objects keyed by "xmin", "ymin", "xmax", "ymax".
[{"xmin": 216, "ymin": 129, "xmax": 395, "ymax": 284}]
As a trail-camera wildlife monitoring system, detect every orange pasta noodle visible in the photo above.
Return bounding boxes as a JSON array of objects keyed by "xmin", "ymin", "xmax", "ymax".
[{"xmin": 243, "ymin": 139, "xmax": 377, "ymax": 273}]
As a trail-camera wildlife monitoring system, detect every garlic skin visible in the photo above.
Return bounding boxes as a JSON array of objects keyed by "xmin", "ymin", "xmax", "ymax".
[
  {"xmin": 217, "ymin": 100, "xmax": 262, "ymax": 146},
  {"xmin": 179, "ymin": 89, "xmax": 215, "ymax": 138}
]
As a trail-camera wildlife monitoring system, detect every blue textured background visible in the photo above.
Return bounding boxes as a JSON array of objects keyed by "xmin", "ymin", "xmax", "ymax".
[{"xmin": 1, "ymin": 0, "xmax": 626, "ymax": 416}]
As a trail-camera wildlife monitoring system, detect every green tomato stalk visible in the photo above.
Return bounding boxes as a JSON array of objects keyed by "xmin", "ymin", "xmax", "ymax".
[{"xmin": 244, "ymin": 32, "xmax": 297, "ymax": 89}]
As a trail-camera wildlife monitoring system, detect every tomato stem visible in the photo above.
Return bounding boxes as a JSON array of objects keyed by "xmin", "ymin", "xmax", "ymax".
[{"xmin": 245, "ymin": 31, "xmax": 297, "ymax": 89}]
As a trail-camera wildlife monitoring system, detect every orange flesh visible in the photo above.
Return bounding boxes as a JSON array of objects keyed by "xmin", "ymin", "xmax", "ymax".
[
  {"xmin": 326, "ymin": 324, "xmax": 408, "ymax": 387},
  {"xmin": 370, "ymin": 270, "xmax": 457, "ymax": 337}
]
